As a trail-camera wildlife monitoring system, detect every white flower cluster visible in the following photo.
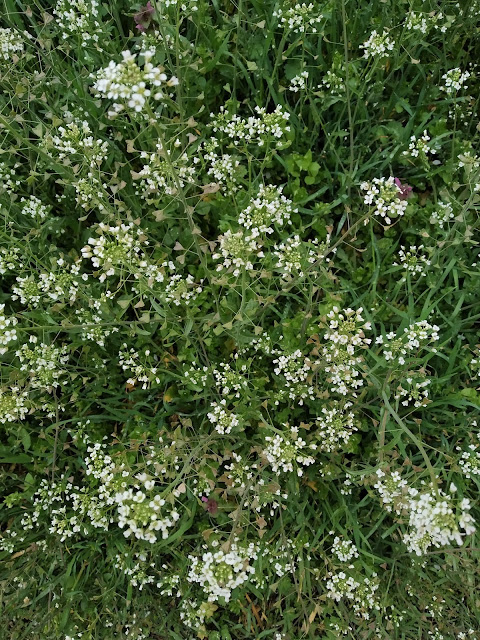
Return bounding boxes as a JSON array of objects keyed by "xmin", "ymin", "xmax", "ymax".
[
  {"xmin": 16, "ymin": 340, "xmax": 69, "ymax": 390},
  {"xmin": 332, "ymin": 537, "xmax": 359, "ymax": 562},
  {"xmin": 184, "ymin": 364, "xmax": 209, "ymax": 388},
  {"xmin": 273, "ymin": 3, "xmax": 324, "ymax": 34},
  {"xmin": 15, "ymin": 474, "xmax": 97, "ymax": 543},
  {"xmin": 321, "ymin": 306, "xmax": 372, "ymax": 396},
  {"xmin": 267, "ymin": 540, "xmax": 299, "ymax": 578},
  {"xmin": 115, "ymin": 487, "xmax": 180, "ymax": 543},
  {"xmin": 139, "ymin": 29, "xmax": 194, "ymax": 59},
  {"xmin": 440, "ymin": 68, "xmax": 470, "ymax": 95},
  {"xmin": 315, "ymin": 402, "xmax": 357, "ymax": 453},
  {"xmin": 92, "ymin": 50, "xmax": 178, "ymax": 117},
  {"xmin": 273, "ymin": 348, "xmax": 315, "ymax": 404},
  {"xmin": 0, "ymin": 249, "xmax": 21, "ymax": 277},
  {"xmin": 360, "ymin": 30, "xmax": 395, "ymax": 60},
  {"xmin": 325, "ymin": 568, "xmax": 380, "ymax": 620},
  {"xmin": 1, "ymin": 438, "xmax": 183, "ymax": 547},
  {"xmin": 204, "ymin": 145, "xmax": 241, "ymax": 194},
  {"xmin": 395, "ymin": 376, "xmax": 430, "ymax": 407},
  {"xmin": 207, "ymin": 400, "xmax": 240, "ymax": 435},
  {"xmin": 75, "ymin": 301, "xmax": 119, "ymax": 347},
  {"xmin": 53, "ymin": 0, "xmax": 102, "ymax": 47},
  {"xmin": 374, "ymin": 469, "xmax": 409, "ymax": 514},
  {"xmin": 135, "ymin": 143, "xmax": 197, "ymax": 199},
  {"xmin": 0, "ymin": 27, "xmax": 26, "ymax": 61},
  {"xmin": 118, "ymin": 345, "xmax": 161, "ymax": 389},
  {"xmin": 187, "ymin": 539, "xmax": 258, "ymax": 602},
  {"xmin": 360, "ymin": 177, "xmax": 408, "ymax": 225},
  {"xmin": 264, "ymin": 426, "xmax": 316, "ymax": 476},
  {"xmin": 72, "ymin": 173, "xmax": 106, "ymax": 212},
  {"xmin": 163, "ymin": 0, "xmax": 198, "ymax": 10},
  {"xmin": 214, "ymin": 185, "xmax": 302, "ymax": 276},
  {"xmin": 458, "ymin": 151, "xmax": 480, "ymax": 192},
  {"xmin": 211, "ymin": 105, "xmax": 290, "ymax": 147},
  {"xmin": 134, "ymin": 261, "xmax": 165, "ymax": 289},
  {"xmin": 288, "ymin": 71, "xmax": 309, "ymax": 93},
  {"xmin": 213, "ymin": 229, "xmax": 263, "ymax": 277},
  {"xmin": 212, "ymin": 362, "xmax": 248, "ymax": 397},
  {"xmin": 403, "ymin": 130, "xmax": 437, "ymax": 160},
  {"xmin": 375, "ymin": 470, "xmax": 476, "ymax": 555},
  {"xmin": 223, "ymin": 452, "xmax": 288, "ymax": 517},
  {"xmin": 222, "ymin": 452, "xmax": 255, "ymax": 490},
  {"xmin": 81, "ymin": 222, "xmax": 148, "ymax": 282},
  {"xmin": 0, "ymin": 162, "xmax": 21, "ymax": 194},
  {"xmin": 0, "ymin": 304, "xmax": 18, "ymax": 355},
  {"xmin": 20, "ymin": 195, "xmax": 49, "ymax": 220},
  {"xmin": 12, "ymin": 262, "xmax": 86, "ymax": 308},
  {"xmin": 456, "ymin": 632, "xmax": 477, "ymax": 640},
  {"xmin": 318, "ymin": 69, "xmax": 345, "ymax": 95},
  {"xmin": 273, "ymin": 235, "xmax": 311, "ymax": 276},
  {"xmin": 448, "ymin": 95, "xmax": 476, "ymax": 125},
  {"xmin": 458, "ymin": 151, "xmax": 480, "ymax": 171},
  {"xmin": 405, "ymin": 11, "xmax": 446, "ymax": 34},
  {"xmin": 430, "ymin": 201, "xmax": 454, "ymax": 228},
  {"xmin": 457, "ymin": 439, "xmax": 480, "ymax": 479},
  {"xmin": 156, "ymin": 570, "xmax": 181, "ymax": 596},
  {"xmin": 162, "ymin": 262, "xmax": 203, "ymax": 306},
  {"xmin": 0, "ymin": 387, "xmax": 29, "ymax": 424},
  {"xmin": 48, "ymin": 120, "xmax": 108, "ymax": 166},
  {"xmin": 179, "ymin": 599, "xmax": 211, "ymax": 632},
  {"xmin": 403, "ymin": 485, "xmax": 476, "ymax": 556},
  {"xmin": 240, "ymin": 331, "xmax": 274, "ymax": 356},
  {"xmin": 114, "ymin": 552, "xmax": 155, "ymax": 591},
  {"xmin": 238, "ymin": 184, "xmax": 295, "ymax": 237},
  {"xmin": 393, "ymin": 245, "xmax": 431, "ymax": 279},
  {"xmin": 376, "ymin": 319, "xmax": 440, "ymax": 366}
]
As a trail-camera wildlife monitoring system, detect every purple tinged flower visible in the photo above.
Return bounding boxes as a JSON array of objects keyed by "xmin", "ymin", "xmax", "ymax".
[
  {"xmin": 201, "ymin": 496, "xmax": 218, "ymax": 515},
  {"xmin": 134, "ymin": 1, "xmax": 155, "ymax": 32},
  {"xmin": 394, "ymin": 177, "xmax": 413, "ymax": 201}
]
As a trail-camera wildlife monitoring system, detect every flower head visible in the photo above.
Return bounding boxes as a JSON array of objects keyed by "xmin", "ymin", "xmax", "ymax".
[
  {"xmin": 134, "ymin": 2, "xmax": 155, "ymax": 32},
  {"xmin": 394, "ymin": 178, "xmax": 413, "ymax": 200}
]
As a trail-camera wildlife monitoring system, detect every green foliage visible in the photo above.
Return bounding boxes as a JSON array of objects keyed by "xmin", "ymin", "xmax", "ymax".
[{"xmin": 0, "ymin": 0, "xmax": 480, "ymax": 639}]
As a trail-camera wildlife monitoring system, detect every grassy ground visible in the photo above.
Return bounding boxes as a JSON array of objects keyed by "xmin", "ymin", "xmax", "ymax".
[{"xmin": 0, "ymin": 1, "xmax": 480, "ymax": 638}]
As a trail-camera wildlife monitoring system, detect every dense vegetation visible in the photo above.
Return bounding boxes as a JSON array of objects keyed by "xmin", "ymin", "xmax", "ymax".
[{"xmin": 0, "ymin": 1, "xmax": 480, "ymax": 638}]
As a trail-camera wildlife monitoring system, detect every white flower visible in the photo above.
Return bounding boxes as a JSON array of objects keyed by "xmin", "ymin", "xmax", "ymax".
[
  {"xmin": 20, "ymin": 195, "xmax": 49, "ymax": 220},
  {"xmin": 430, "ymin": 202, "xmax": 454, "ymax": 228},
  {"xmin": 393, "ymin": 245, "xmax": 431, "ymax": 280},
  {"xmin": 264, "ymin": 426, "xmax": 316, "ymax": 476},
  {"xmin": 213, "ymin": 229, "xmax": 263, "ymax": 277},
  {"xmin": 210, "ymin": 105, "xmax": 290, "ymax": 147},
  {"xmin": 403, "ymin": 130, "xmax": 437, "ymax": 160},
  {"xmin": 360, "ymin": 177, "xmax": 408, "ymax": 225},
  {"xmin": 360, "ymin": 30, "xmax": 395, "ymax": 59},
  {"xmin": 187, "ymin": 540, "xmax": 258, "ymax": 602},
  {"xmin": 207, "ymin": 400, "xmax": 240, "ymax": 435},
  {"xmin": 315, "ymin": 402, "xmax": 357, "ymax": 453},
  {"xmin": 0, "ymin": 28, "xmax": 27, "ymax": 61},
  {"xmin": 440, "ymin": 68, "xmax": 470, "ymax": 95},
  {"xmin": 238, "ymin": 184, "xmax": 296, "ymax": 236},
  {"xmin": 53, "ymin": 0, "xmax": 103, "ymax": 47},
  {"xmin": 288, "ymin": 71, "xmax": 309, "ymax": 93},
  {"xmin": 273, "ymin": 3, "xmax": 324, "ymax": 34},
  {"xmin": 92, "ymin": 50, "xmax": 178, "ymax": 117},
  {"xmin": 332, "ymin": 537, "xmax": 359, "ymax": 562}
]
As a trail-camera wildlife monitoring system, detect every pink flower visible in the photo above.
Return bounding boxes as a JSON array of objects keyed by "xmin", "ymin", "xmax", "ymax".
[
  {"xmin": 134, "ymin": 1, "xmax": 155, "ymax": 32},
  {"xmin": 394, "ymin": 177, "xmax": 413, "ymax": 201},
  {"xmin": 201, "ymin": 496, "xmax": 218, "ymax": 515}
]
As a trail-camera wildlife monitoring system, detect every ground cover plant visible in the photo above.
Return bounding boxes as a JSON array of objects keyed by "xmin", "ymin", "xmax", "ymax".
[{"xmin": 0, "ymin": 0, "xmax": 479, "ymax": 638}]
